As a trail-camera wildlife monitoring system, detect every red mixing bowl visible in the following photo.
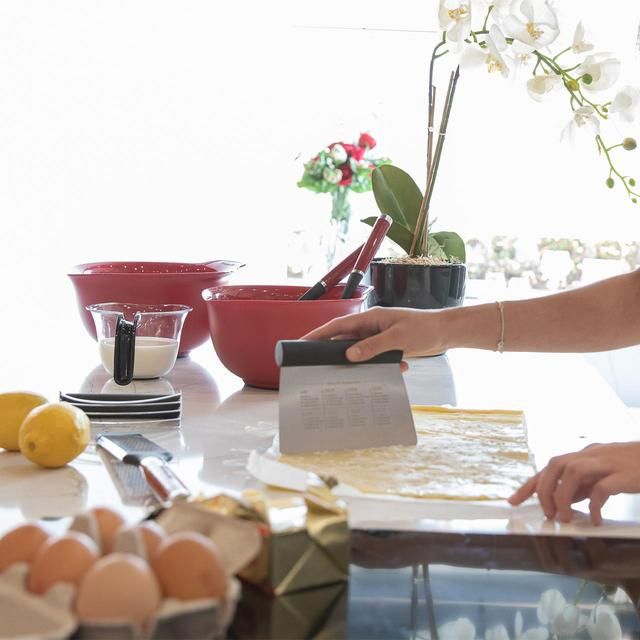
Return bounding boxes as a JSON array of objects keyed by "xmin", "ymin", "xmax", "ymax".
[
  {"xmin": 69, "ymin": 260, "xmax": 244, "ymax": 356},
  {"xmin": 202, "ymin": 284, "xmax": 372, "ymax": 389}
]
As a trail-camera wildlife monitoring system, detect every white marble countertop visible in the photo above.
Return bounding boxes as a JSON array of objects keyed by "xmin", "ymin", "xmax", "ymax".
[{"xmin": 2, "ymin": 331, "xmax": 640, "ymax": 538}]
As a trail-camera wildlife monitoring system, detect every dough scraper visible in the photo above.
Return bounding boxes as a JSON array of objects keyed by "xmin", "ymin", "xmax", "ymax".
[{"xmin": 276, "ymin": 339, "xmax": 416, "ymax": 454}]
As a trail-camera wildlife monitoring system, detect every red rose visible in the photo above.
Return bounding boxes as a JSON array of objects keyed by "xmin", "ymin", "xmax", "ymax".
[
  {"xmin": 342, "ymin": 143, "xmax": 365, "ymax": 161},
  {"xmin": 358, "ymin": 133, "xmax": 376, "ymax": 150},
  {"xmin": 339, "ymin": 162, "xmax": 353, "ymax": 186}
]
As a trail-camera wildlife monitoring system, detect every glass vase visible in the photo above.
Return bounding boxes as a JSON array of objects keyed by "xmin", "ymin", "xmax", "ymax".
[{"xmin": 325, "ymin": 188, "xmax": 351, "ymax": 269}]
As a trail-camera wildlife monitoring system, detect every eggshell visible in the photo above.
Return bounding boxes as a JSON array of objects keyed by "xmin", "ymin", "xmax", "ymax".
[
  {"xmin": 76, "ymin": 553, "xmax": 162, "ymax": 628},
  {"xmin": 29, "ymin": 531, "xmax": 99, "ymax": 595},
  {"xmin": 152, "ymin": 532, "xmax": 228, "ymax": 600},
  {"xmin": 113, "ymin": 521, "xmax": 166, "ymax": 561},
  {"xmin": 0, "ymin": 523, "xmax": 49, "ymax": 573},
  {"xmin": 91, "ymin": 507, "xmax": 125, "ymax": 554}
]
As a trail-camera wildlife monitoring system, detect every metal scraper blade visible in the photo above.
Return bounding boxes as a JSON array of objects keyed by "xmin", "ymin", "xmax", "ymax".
[{"xmin": 276, "ymin": 340, "xmax": 416, "ymax": 454}]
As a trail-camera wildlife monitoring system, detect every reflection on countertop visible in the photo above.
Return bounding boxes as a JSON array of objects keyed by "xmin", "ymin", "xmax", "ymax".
[{"xmin": 0, "ymin": 452, "xmax": 88, "ymax": 520}]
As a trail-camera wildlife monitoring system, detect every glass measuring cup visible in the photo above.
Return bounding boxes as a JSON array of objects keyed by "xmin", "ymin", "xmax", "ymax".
[{"xmin": 87, "ymin": 303, "xmax": 191, "ymax": 385}]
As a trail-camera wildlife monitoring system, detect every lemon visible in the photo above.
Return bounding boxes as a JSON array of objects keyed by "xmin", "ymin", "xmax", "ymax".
[
  {"xmin": 19, "ymin": 402, "xmax": 90, "ymax": 468},
  {"xmin": 0, "ymin": 392, "xmax": 48, "ymax": 451}
]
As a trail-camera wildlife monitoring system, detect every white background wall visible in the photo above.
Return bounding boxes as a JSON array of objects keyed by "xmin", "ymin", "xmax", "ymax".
[{"xmin": 1, "ymin": 1, "xmax": 639, "ymax": 400}]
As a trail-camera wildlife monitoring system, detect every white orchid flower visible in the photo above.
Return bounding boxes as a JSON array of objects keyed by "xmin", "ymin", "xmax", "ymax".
[
  {"xmin": 536, "ymin": 589, "xmax": 566, "ymax": 625},
  {"xmin": 509, "ymin": 39, "xmax": 536, "ymax": 71},
  {"xmin": 561, "ymin": 105, "xmax": 600, "ymax": 142},
  {"xmin": 572, "ymin": 21, "xmax": 594, "ymax": 54},
  {"xmin": 552, "ymin": 604, "xmax": 582, "ymax": 636},
  {"xmin": 460, "ymin": 25, "xmax": 511, "ymax": 77},
  {"xmin": 491, "ymin": 0, "xmax": 515, "ymax": 17},
  {"xmin": 519, "ymin": 629, "xmax": 548, "ymax": 640},
  {"xmin": 514, "ymin": 611, "xmax": 548, "ymax": 640},
  {"xmin": 587, "ymin": 605, "xmax": 622, "ymax": 640},
  {"xmin": 578, "ymin": 53, "xmax": 621, "ymax": 92},
  {"xmin": 610, "ymin": 85, "xmax": 640, "ymax": 122},
  {"xmin": 329, "ymin": 144, "xmax": 348, "ymax": 164},
  {"xmin": 438, "ymin": 617, "xmax": 476, "ymax": 640},
  {"xmin": 526, "ymin": 73, "xmax": 561, "ymax": 101},
  {"xmin": 503, "ymin": 0, "xmax": 560, "ymax": 49},
  {"xmin": 485, "ymin": 624, "xmax": 509, "ymax": 640},
  {"xmin": 439, "ymin": 0, "xmax": 473, "ymax": 47}
]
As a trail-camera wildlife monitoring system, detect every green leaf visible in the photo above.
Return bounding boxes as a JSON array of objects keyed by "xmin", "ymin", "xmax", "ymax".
[
  {"xmin": 361, "ymin": 216, "xmax": 414, "ymax": 254},
  {"xmin": 372, "ymin": 165, "xmax": 423, "ymax": 231},
  {"xmin": 431, "ymin": 231, "xmax": 466, "ymax": 262},
  {"xmin": 427, "ymin": 236, "xmax": 448, "ymax": 260}
]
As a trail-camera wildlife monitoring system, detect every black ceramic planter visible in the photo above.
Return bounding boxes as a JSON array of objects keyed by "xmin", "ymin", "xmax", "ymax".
[{"xmin": 369, "ymin": 259, "xmax": 466, "ymax": 309}]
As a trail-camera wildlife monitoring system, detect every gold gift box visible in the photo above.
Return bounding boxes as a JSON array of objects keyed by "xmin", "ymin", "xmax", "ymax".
[
  {"xmin": 198, "ymin": 487, "xmax": 350, "ymax": 597},
  {"xmin": 231, "ymin": 582, "xmax": 348, "ymax": 640}
]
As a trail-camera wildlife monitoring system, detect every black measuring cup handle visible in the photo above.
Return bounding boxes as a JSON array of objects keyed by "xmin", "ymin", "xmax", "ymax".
[{"xmin": 113, "ymin": 315, "xmax": 138, "ymax": 385}]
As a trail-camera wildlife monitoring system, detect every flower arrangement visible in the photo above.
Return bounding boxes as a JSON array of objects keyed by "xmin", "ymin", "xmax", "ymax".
[
  {"xmin": 297, "ymin": 133, "xmax": 390, "ymax": 237},
  {"xmin": 364, "ymin": 0, "xmax": 639, "ymax": 264}
]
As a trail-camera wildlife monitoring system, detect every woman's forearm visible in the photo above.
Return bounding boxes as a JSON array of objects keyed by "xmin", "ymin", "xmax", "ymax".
[{"xmin": 445, "ymin": 269, "xmax": 640, "ymax": 353}]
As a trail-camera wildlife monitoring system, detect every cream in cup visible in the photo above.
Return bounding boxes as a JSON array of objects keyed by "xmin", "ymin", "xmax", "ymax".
[{"xmin": 88, "ymin": 303, "xmax": 191, "ymax": 385}]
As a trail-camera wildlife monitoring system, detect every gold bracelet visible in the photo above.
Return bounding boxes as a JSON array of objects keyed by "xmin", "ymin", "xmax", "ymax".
[{"xmin": 496, "ymin": 301, "xmax": 505, "ymax": 353}]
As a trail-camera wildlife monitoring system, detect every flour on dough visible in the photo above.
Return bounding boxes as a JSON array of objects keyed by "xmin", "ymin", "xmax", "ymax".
[{"xmin": 278, "ymin": 406, "xmax": 535, "ymax": 501}]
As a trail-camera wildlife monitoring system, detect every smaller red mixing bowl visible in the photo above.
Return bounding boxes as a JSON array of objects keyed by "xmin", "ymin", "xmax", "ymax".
[
  {"xmin": 202, "ymin": 284, "xmax": 372, "ymax": 389},
  {"xmin": 69, "ymin": 260, "xmax": 244, "ymax": 356}
]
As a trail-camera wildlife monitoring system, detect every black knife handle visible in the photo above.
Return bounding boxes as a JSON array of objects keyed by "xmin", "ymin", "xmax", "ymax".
[{"xmin": 275, "ymin": 339, "xmax": 402, "ymax": 367}]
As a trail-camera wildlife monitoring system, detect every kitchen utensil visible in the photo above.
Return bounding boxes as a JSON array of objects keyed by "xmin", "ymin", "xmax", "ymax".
[
  {"xmin": 298, "ymin": 243, "xmax": 364, "ymax": 301},
  {"xmin": 341, "ymin": 214, "xmax": 392, "ymax": 298},
  {"xmin": 87, "ymin": 303, "xmax": 190, "ymax": 385},
  {"xmin": 275, "ymin": 339, "xmax": 416, "ymax": 454},
  {"xmin": 68, "ymin": 260, "xmax": 244, "ymax": 356},
  {"xmin": 96, "ymin": 433, "xmax": 190, "ymax": 504},
  {"xmin": 201, "ymin": 284, "xmax": 372, "ymax": 389}
]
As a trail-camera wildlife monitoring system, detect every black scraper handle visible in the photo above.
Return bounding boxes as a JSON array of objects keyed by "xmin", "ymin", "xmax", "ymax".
[{"xmin": 275, "ymin": 339, "xmax": 402, "ymax": 367}]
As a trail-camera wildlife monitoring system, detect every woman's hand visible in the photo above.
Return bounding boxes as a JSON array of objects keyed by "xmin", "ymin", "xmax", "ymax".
[
  {"xmin": 302, "ymin": 307, "xmax": 449, "ymax": 363},
  {"xmin": 509, "ymin": 442, "xmax": 640, "ymax": 525}
]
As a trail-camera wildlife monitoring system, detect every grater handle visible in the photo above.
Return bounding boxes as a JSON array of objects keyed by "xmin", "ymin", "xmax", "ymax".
[{"xmin": 139, "ymin": 456, "xmax": 190, "ymax": 504}]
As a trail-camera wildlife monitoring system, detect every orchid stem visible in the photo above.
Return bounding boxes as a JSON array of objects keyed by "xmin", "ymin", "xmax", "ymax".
[
  {"xmin": 596, "ymin": 134, "xmax": 640, "ymax": 201},
  {"xmin": 411, "ymin": 66, "xmax": 460, "ymax": 257}
]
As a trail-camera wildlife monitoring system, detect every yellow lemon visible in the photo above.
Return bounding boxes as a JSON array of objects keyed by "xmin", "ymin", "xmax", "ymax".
[
  {"xmin": 19, "ymin": 402, "xmax": 90, "ymax": 468},
  {"xmin": 0, "ymin": 392, "xmax": 48, "ymax": 451}
]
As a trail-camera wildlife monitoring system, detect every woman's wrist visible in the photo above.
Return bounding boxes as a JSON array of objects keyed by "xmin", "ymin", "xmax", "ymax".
[{"xmin": 440, "ymin": 302, "xmax": 503, "ymax": 351}]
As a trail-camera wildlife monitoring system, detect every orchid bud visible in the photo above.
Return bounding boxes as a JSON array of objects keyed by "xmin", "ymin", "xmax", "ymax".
[
  {"xmin": 623, "ymin": 137, "xmax": 637, "ymax": 151},
  {"xmin": 630, "ymin": 178, "xmax": 637, "ymax": 187},
  {"xmin": 633, "ymin": 198, "xmax": 638, "ymax": 204},
  {"xmin": 606, "ymin": 177, "xmax": 615, "ymax": 188},
  {"xmin": 581, "ymin": 73, "xmax": 593, "ymax": 85},
  {"xmin": 565, "ymin": 79, "xmax": 579, "ymax": 92}
]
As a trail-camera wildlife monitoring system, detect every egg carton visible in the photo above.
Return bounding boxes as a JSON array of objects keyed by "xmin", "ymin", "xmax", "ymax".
[{"xmin": 0, "ymin": 562, "xmax": 240, "ymax": 640}]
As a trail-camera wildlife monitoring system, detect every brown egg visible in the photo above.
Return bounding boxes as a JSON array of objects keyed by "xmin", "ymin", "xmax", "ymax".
[
  {"xmin": 76, "ymin": 553, "xmax": 162, "ymax": 628},
  {"xmin": 0, "ymin": 523, "xmax": 49, "ymax": 573},
  {"xmin": 113, "ymin": 521, "xmax": 166, "ymax": 561},
  {"xmin": 152, "ymin": 532, "xmax": 228, "ymax": 600},
  {"xmin": 70, "ymin": 506, "xmax": 125, "ymax": 554},
  {"xmin": 91, "ymin": 507, "xmax": 125, "ymax": 554},
  {"xmin": 29, "ymin": 531, "xmax": 99, "ymax": 594}
]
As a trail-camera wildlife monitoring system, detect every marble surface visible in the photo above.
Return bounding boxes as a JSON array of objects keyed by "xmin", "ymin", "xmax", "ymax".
[{"xmin": 2, "ymin": 332, "xmax": 640, "ymax": 538}]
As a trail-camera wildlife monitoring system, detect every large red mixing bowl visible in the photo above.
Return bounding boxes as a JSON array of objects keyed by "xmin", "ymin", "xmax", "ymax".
[
  {"xmin": 69, "ymin": 260, "xmax": 244, "ymax": 356},
  {"xmin": 202, "ymin": 284, "xmax": 372, "ymax": 389}
]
